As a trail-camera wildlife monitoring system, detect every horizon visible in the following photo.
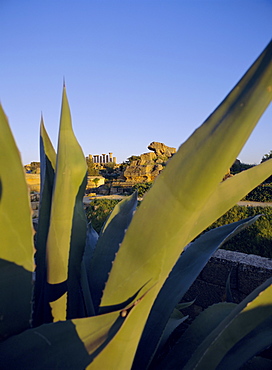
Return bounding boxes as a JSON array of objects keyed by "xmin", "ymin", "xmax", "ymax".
[{"xmin": 1, "ymin": 1, "xmax": 272, "ymax": 166}]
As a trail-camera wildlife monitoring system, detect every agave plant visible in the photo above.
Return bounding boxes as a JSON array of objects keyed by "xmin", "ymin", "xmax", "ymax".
[{"xmin": 0, "ymin": 41, "xmax": 271, "ymax": 369}]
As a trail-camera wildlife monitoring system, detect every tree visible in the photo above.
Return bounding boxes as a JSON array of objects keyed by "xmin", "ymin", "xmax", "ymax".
[
  {"xmin": 127, "ymin": 155, "xmax": 140, "ymax": 164},
  {"xmin": 261, "ymin": 150, "xmax": 272, "ymax": 183},
  {"xmin": 92, "ymin": 177, "xmax": 100, "ymax": 187},
  {"xmin": 133, "ymin": 182, "xmax": 153, "ymax": 197},
  {"xmin": 261, "ymin": 150, "xmax": 272, "ymax": 163},
  {"xmin": 86, "ymin": 157, "xmax": 99, "ymax": 176}
]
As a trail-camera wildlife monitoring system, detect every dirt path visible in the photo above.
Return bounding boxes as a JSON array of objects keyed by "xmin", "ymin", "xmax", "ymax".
[
  {"xmin": 83, "ymin": 194, "xmax": 126, "ymax": 204},
  {"xmin": 84, "ymin": 197, "xmax": 272, "ymax": 207},
  {"xmin": 237, "ymin": 201, "xmax": 272, "ymax": 207}
]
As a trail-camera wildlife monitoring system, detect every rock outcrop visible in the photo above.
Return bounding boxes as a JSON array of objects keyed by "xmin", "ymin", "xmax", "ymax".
[
  {"xmin": 123, "ymin": 142, "xmax": 176, "ymax": 183},
  {"xmin": 148, "ymin": 142, "xmax": 176, "ymax": 157}
]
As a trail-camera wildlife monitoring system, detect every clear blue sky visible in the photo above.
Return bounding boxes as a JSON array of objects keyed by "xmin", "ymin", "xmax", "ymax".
[{"xmin": 1, "ymin": 0, "xmax": 271, "ymax": 165}]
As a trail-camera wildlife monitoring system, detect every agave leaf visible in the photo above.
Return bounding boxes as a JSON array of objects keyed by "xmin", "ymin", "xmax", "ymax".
[
  {"xmin": 225, "ymin": 269, "xmax": 234, "ymax": 303},
  {"xmin": 45, "ymin": 86, "xmax": 87, "ymax": 321},
  {"xmin": 0, "ymin": 308, "xmax": 128, "ymax": 369},
  {"xmin": 0, "ymin": 259, "xmax": 33, "ymax": 341},
  {"xmin": 193, "ymin": 157, "xmax": 272, "ymax": 238},
  {"xmin": 89, "ymin": 192, "xmax": 138, "ymax": 312},
  {"xmin": 66, "ymin": 173, "xmax": 89, "ymax": 318},
  {"xmin": 89, "ymin": 289, "xmax": 153, "ymax": 370},
  {"xmin": 0, "ymin": 104, "xmax": 34, "ymax": 339},
  {"xmin": 32, "ymin": 119, "xmax": 56, "ymax": 326},
  {"xmin": 176, "ymin": 300, "xmax": 195, "ymax": 311},
  {"xmin": 216, "ymin": 316, "xmax": 272, "ymax": 370},
  {"xmin": 155, "ymin": 302, "xmax": 237, "ymax": 370},
  {"xmin": 80, "ymin": 223, "xmax": 99, "ymax": 317},
  {"xmin": 99, "ymin": 41, "xmax": 272, "ymax": 363},
  {"xmin": 39, "ymin": 117, "xmax": 56, "ymax": 192},
  {"xmin": 0, "ymin": 104, "xmax": 34, "ymax": 271},
  {"xmin": 156, "ymin": 309, "xmax": 188, "ymax": 354},
  {"xmin": 241, "ymin": 357, "xmax": 272, "ymax": 370},
  {"xmin": 134, "ymin": 216, "xmax": 259, "ymax": 369},
  {"xmin": 82, "ymin": 223, "xmax": 99, "ymax": 294},
  {"xmin": 100, "ymin": 191, "xmax": 137, "ymax": 234},
  {"xmin": 184, "ymin": 277, "xmax": 272, "ymax": 370},
  {"xmin": 0, "ymin": 287, "xmax": 148, "ymax": 369},
  {"xmin": 84, "ymin": 222, "xmax": 99, "ymax": 259}
]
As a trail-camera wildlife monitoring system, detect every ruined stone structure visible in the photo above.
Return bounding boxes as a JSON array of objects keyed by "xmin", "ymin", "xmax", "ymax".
[
  {"xmin": 124, "ymin": 142, "xmax": 176, "ymax": 183},
  {"xmin": 88, "ymin": 152, "xmax": 116, "ymax": 165},
  {"xmin": 183, "ymin": 249, "xmax": 272, "ymax": 318}
]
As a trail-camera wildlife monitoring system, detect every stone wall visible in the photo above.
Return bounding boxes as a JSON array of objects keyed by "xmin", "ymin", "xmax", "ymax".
[
  {"xmin": 26, "ymin": 174, "xmax": 105, "ymax": 193},
  {"xmin": 87, "ymin": 176, "xmax": 105, "ymax": 189},
  {"xmin": 183, "ymin": 249, "xmax": 272, "ymax": 317},
  {"xmin": 26, "ymin": 173, "xmax": 40, "ymax": 192}
]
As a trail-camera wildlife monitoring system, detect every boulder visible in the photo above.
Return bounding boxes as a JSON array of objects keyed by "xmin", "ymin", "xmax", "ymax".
[
  {"xmin": 123, "ymin": 142, "xmax": 175, "ymax": 183},
  {"xmin": 148, "ymin": 142, "xmax": 176, "ymax": 157}
]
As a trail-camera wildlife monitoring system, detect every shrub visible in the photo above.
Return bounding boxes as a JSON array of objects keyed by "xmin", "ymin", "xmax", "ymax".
[
  {"xmin": 205, "ymin": 206, "xmax": 272, "ymax": 258},
  {"xmin": 86, "ymin": 198, "xmax": 121, "ymax": 233},
  {"xmin": 133, "ymin": 182, "xmax": 153, "ymax": 197},
  {"xmin": 243, "ymin": 183, "xmax": 272, "ymax": 202}
]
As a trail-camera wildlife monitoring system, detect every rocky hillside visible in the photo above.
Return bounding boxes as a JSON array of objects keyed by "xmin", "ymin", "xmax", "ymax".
[{"xmin": 123, "ymin": 142, "xmax": 176, "ymax": 183}]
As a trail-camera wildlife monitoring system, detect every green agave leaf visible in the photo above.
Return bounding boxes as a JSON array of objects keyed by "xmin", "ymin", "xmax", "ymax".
[
  {"xmin": 217, "ymin": 316, "xmax": 272, "ymax": 370},
  {"xmin": 0, "ymin": 288, "xmax": 148, "ymax": 369},
  {"xmin": 193, "ymin": 157, "xmax": 272, "ymax": 238},
  {"xmin": 176, "ymin": 300, "xmax": 196, "ymax": 311},
  {"xmin": 39, "ymin": 117, "xmax": 56, "ymax": 191},
  {"xmin": 0, "ymin": 104, "xmax": 34, "ymax": 339},
  {"xmin": 67, "ymin": 172, "xmax": 89, "ymax": 319},
  {"xmin": 134, "ymin": 216, "xmax": 259, "ymax": 369},
  {"xmin": 80, "ymin": 223, "xmax": 99, "ymax": 317},
  {"xmin": 32, "ymin": 118, "xmax": 56, "ymax": 326},
  {"xmin": 225, "ymin": 269, "xmax": 234, "ymax": 303},
  {"xmin": 184, "ymin": 277, "xmax": 272, "ymax": 370},
  {"xmin": 100, "ymin": 191, "xmax": 138, "ymax": 234},
  {"xmin": 0, "ymin": 309, "xmax": 126, "ymax": 369},
  {"xmin": 89, "ymin": 290, "xmax": 153, "ymax": 369},
  {"xmin": 240, "ymin": 357, "xmax": 272, "ymax": 370},
  {"xmin": 156, "ymin": 309, "xmax": 188, "ymax": 355},
  {"xmin": 85, "ymin": 222, "xmax": 99, "ymax": 259},
  {"xmin": 154, "ymin": 302, "xmax": 237, "ymax": 370},
  {"xmin": 99, "ymin": 41, "xmax": 272, "ymax": 364},
  {"xmin": 0, "ymin": 260, "xmax": 33, "ymax": 341},
  {"xmin": 45, "ymin": 86, "xmax": 87, "ymax": 321},
  {"xmin": 89, "ymin": 192, "xmax": 138, "ymax": 313},
  {"xmin": 0, "ymin": 104, "xmax": 34, "ymax": 271}
]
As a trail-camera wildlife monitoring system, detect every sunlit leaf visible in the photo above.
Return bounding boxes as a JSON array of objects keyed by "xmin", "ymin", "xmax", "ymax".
[
  {"xmin": 99, "ymin": 40, "xmax": 272, "ymax": 364},
  {"xmin": 0, "ymin": 104, "xmax": 34, "ymax": 339},
  {"xmin": 32, "ymin": 118, "xmax": 56, "ymax": 326},
  {"xmin": 89, "ymin": 192, "xmax": 138, "ymax": 312},
  {"xmin": 184, "ymin": 278, "xmax": 272, "ymax": 369},
  {"xmin": 45, "ymin": 87, "xmax": 87, "ymax": 321},
  {"xmin": 134, "ymin": 216, "xmax": 260, "ymax": 368}
]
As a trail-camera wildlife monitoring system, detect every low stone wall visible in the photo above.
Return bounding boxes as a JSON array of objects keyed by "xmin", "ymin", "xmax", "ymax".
[
  {"xmin": 183, "ymin": 249, "xmax": 272, "ymax": 316},
  {"xmin": 26, "ymin": 173, "xmax": 40, "ymax": 192}
]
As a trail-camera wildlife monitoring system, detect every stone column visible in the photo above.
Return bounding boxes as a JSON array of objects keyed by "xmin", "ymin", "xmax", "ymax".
[
  {"xmin": 109, "ymin": 152, "xmax": 113, "ymax": 162},
  {"xmin": 102, "ymin": 154, "xmax": 106, "ymax": 163},
  {"xmin": 100, "ymin": 155, "xmax": 103, "ymax": 164}
]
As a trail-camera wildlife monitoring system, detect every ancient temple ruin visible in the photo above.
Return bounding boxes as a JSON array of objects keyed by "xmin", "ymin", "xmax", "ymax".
[{"xmin": 88, "ymin": 152, "xmax": 116, "ymax": 164}]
